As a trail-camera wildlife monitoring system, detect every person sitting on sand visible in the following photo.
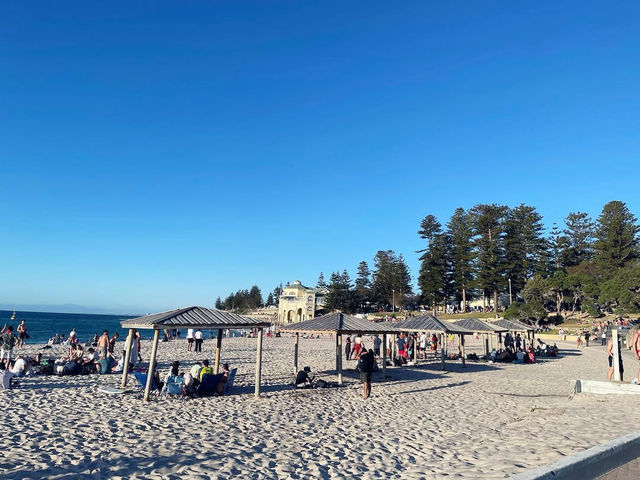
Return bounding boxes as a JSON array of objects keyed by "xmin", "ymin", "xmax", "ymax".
[
  {"xmin": 514, "ymin": 348, "xmax": 525, "ymax": 364},
  {"xmin": 524, "ymin": 346, "xmax": 535, "ymax": 364},
  {"xmin": 190, "ymin": 361, "xmax": 203, "ymax": 385},
  {"xmin": 215, "ymin": 363, "xmax": 231, "ymax": 396},
  {"xmin": 0, "ymin": 361, "xmax": 16, "ymax": 389},
  {"xmin": 82, "ymin": 347, "xmax": 99, "ymax": 372},
  {"xmin": 10, "ymin": 356, "xmax": 28, "ymax": 377},
  {"xmin": 113, "ymin": 349, "xmax": 126, "ymax": 373},
  {"xmin": 295, "ymin": 366, "xmax": 313, "ymax": 388},
  {"xmin": 199, "ymin": 359, "xmax": 213, "ymax": 381}
]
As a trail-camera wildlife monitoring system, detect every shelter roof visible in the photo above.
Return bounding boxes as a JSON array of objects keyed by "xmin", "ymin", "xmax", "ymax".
[
  {"xmin": 280, "ymin": 312, "xmax": 397, "ymax": 334},
  {"xmin": 120, "ymin": 306, "xmax": 270, "ymax": 330},
  {"xmin": 452, "ymin": 317, "xmax": 509, "ymax": 333},
  {"xmin": 490, "ymin": 318, "xmax": 535, "ymax": 332},
  {"xmin": 394, "ymin": 315, "xmax": 473, "ymax": 334}
]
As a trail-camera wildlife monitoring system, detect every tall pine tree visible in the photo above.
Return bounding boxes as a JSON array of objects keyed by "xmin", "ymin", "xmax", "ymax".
[
  {"xmin": 470, "ymin": 203, "xmax": 508, "ymax": 312},
  {"xmin": 417, "ymin": 214, "xmax": 449, "ymax": 314},
  {"xmin": 446, "ymin": 208, "xmax": 474, "ymax": 311},
  {"xmin": 593, "ymin": 201, "xmax": 638, "ymax": 268}
]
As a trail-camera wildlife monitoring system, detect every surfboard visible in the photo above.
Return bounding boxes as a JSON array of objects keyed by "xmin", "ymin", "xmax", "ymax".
[{"xmin": 98, "ymin": 386, "xmax": 135, "ymax": 395}]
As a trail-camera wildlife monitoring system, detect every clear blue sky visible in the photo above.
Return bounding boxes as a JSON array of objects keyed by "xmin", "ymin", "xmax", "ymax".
[{"xmin": 1, "ymin": 1, "xmax": 639, "ymax": 314}]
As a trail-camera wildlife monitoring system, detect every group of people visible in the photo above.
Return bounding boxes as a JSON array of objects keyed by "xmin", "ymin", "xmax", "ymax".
[
  {"xmin": 395, "ymin": 332, "xmax": 439, "ymax": 364},
  {"xmin": 296, "ymin": 346, "xmax": 377, "ymax": 399},
  {"xmin": 158, "ymin": 358, "xmax": 231, "ymax": 397},
  {"xmin": 185, "ymin": 328, "xmax": 204, "ymax": 352},
  {"xmin": 0, "ymin": 326, "xmax": 146, "ymax": 387},
  {"xmin": 344, "ymin": 333, "xmax": 382, "ymax": 361}
]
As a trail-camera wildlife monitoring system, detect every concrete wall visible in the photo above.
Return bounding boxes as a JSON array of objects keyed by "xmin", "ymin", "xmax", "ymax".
[{"xmin": 511, "ymin": 430, "xmax": 640, "ymax": 480}]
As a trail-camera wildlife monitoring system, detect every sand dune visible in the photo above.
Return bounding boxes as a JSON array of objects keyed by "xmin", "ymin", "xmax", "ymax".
[{"xmin": 2, "ymin": 335, "xmax": 639, "ymax": 479}]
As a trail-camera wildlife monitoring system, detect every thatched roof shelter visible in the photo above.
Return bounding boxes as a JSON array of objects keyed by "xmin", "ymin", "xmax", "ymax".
[
  {"xmin": 280, "ymin": 313, "xmax": 398, "ymax": 384},
  {"xmin": 120, "ymin": 306, "xmax": 270, "ymax": 401}
]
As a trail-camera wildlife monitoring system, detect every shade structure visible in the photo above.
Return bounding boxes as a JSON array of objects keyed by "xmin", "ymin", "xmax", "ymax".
[
  {"xmin": 120, "ymin": 306, "xmax": 271, "ymax": 401},
  {"xmin": 280, "ymin": 312, "xmax": 398, "ymax": 335},
  {"xmin": 392, "ymin": 315, "xmax": 475, "ymax": 368},
  {"xmin": 280, "ymin": 313, "xmax": 397, "ymax": 386},
  {"xmin": 452, "ymin": 317, "xmax": 508, "ymax": 333},
  {"xmin": 490, "ymin": 318, "xmax": 535, "ymax": 332},
  {"xmin": 394, "ymin": 315, "xmax": 474, "ymax": 334},
  {"xmin": 121, "ymin": 306, "xmax": 270, "ymax": 330}
]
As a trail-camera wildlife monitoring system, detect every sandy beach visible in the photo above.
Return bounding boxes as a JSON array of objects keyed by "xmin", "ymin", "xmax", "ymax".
[{"xmin": 3, "ymin": 335, "xmax": 640, "ymax": 479}]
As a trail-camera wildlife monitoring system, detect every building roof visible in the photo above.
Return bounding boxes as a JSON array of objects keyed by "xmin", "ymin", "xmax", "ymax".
[
  {"xmin": 280, "ymin": 312, "xmax": 397, "ymax": 334},
  {"xmin": 120, "ymin": 306, "xmax": 271, "ymax": 330},
  {"xmin": 452, "ymin": 317, "xmax": 509, "ymax": 333},
  {"xmin": 394, "ymin": 315, "xmax": 474, "ymax": 334},
  {"xmin": 490, "ymin": 318, "xmax": 535, "ymax": 332}
]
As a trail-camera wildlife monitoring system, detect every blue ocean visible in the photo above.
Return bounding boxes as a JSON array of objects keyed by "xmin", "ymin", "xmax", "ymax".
[{"xmin": 0, "ymin": 310, "xmax": 138, "ymax": 345}]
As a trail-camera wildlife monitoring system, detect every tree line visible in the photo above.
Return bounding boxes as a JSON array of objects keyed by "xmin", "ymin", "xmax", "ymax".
[{"xmin": 418, "ymin": 200, "xmax": 640, "ymax": 322}]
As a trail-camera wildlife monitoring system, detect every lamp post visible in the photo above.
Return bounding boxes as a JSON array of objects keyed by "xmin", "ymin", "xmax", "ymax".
[
  {"xmin": 508, "ymin": 278, "xmax": 513, "ymax": 306},
  {"xmin": 392, "ymin": 289, "xmax": 395, "ymax": 313}
]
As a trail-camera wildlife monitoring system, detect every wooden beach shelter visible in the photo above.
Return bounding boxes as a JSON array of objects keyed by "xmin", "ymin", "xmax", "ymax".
[
  {"xmin": 451, "ymin": 318, "xmax": 508, "ymax": 358},
  {"xmin": 279, "ymin": 312, "xmax": 398, "ymax": 385},
  {"xmin": 120, "ymin": 306, "xmax": 271, "ymax": 402},
  {"xmin": 394, "ymin": 315, "xmax": 474, "ymax": 367},
  {"xmin": 490, "ymin": 318, "xmax": 536, "ymax": 350}
]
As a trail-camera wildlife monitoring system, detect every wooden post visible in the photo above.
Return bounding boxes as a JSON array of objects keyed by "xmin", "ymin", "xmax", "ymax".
[
  {"xmin": 484, "ymin": 333, "xmax": 489, "ymax": 359},
  {"xmin": 143, "ymin": 329, "xmax": 160, "ymax": 402},
  {"xmin": 255, "ymin": 327, "xmax": 263, "ymax": 397},
  {"xmin": 382, "ymin": 333, "xmax": 387, "ymax": 378},
  {"xmin": 413, "ymin": 334, "xmax": 418, "ymax": 363},
  {"xmin": 120, "ymin": 328, "xmax": 134, "ymax": 388},
  {"xmin": 294, "ymin": 332, "xmax": 299, "ymax": 374},
  {"xmin": 613, "ymin": 329, "xmax": 621, "ymax": 382},
  {"xmin": 214, "ymin": 329, "xmax": 223, "ymax": 374},
  {"xmin": 460, "ymin": 334, "xmax": 466, "ymax": 366},
  {"xmin": 336, "ymin": 333, "xmax": 343, "ymax": 386}
]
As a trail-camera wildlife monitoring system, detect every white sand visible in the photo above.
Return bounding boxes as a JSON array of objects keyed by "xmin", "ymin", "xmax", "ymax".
[{"xmin": 2, "ymin": 335, "xmax": 640, "ymax": 479}]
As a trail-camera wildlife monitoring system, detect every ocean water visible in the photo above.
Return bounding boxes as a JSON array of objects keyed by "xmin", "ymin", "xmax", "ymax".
[{"xmin": 0, "ymin": 310, "xmax": 138, "ymax": 345}]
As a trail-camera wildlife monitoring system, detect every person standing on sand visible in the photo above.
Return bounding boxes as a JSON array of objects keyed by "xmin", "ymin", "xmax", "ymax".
[
  {"xmin": 186, "ymin": 328, "xmax": 194, "ymax": 352},
  {"xmin": 194, "ymin": 329, "xmax": 203, "ymax": 353},
  {"xmin": 607, "ymin": 336, "xmax": 624, "ymax": 382},
  {"xmin": 632, "ymin": 329, "xmax": 640, "ymax": 384},
  {"xmin": 97, "ymin": 330, "xmax": 110, "ymax": 358},
  {"xmin": 373, "ymin": 334, "xmax": 381, "ymax": 358},
  {"xmin": 16, "ymin": 320, "xmax": 27, "ymax": 348},
  {"xmin": 1, "ymin": 326, "xmax": 16, "ymax": 363},
  {"xmin": 345, "ymin": 335, "xmax": 352, "ymax": 360},
  {"xmin": 109, "ymin": 332, "xmax": 119, "ymax": 354},
  {"xmin": 358, "ymin": 349, "xmax": 375, "ymax": 399}
]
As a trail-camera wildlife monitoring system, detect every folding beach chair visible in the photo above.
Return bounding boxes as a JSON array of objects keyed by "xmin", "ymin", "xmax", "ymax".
[
  {"xmin": 163, "ymin": 374, "xmax": 184, "ymax": 398},
  {"xmin": 133, "ymin": 370, "xmax": 161, "ymax": 398}
]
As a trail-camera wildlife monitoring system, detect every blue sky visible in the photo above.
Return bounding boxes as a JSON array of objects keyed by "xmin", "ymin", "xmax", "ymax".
[{"xmin": 1, "ymin": 1, "xmax": 639, "ymax": 314}]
